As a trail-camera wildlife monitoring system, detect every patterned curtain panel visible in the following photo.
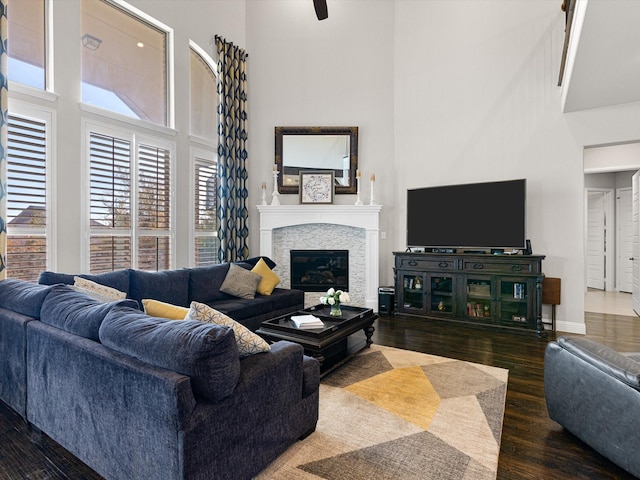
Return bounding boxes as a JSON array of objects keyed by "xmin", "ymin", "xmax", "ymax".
[
  {"xmin": 215, "ymin": 35, "xmax": 249, "ymax": 263},
  {"xmin": 0, "ymin": 0, "xmax": 7, "ymax": 278}
]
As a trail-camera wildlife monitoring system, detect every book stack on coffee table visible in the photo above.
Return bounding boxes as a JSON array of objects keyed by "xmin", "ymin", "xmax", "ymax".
[{"xmin": 290, "ymin": 314, "xmax": 324, "ymax": 330}]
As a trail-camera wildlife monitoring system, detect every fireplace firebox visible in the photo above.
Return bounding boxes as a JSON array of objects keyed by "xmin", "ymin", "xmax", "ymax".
[{"xmin": 290, "ymin": 250, "xmax": 349, "ymax": 292}]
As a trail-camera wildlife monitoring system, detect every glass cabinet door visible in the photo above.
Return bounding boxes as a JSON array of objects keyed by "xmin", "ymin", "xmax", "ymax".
[
  {"xmin": 497, "ymin": 278, "xmax": 531, "ymax": 326},
  {"xmin": 429, "ymin": 275, "xmax": 454, "ymax": 315},
  {"xmin": 400, "ymin": 272, "xmax": 426, "ymax": 312},
  {"xmin": 465, "ymin": 276, "xmax": 493, "ymax": 320}
]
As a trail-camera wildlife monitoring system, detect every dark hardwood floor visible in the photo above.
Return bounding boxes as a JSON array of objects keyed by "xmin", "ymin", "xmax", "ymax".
[{"xmin": 0, "ymin": 312, "xmax": 638, "ymax": 479}]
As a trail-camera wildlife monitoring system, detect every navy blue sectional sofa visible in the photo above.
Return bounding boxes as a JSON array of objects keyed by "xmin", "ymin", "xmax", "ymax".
[
  {"xmin": 38, "ymin": 258, "xmax": 303, "ymax": 332},
  {"xmin": 0, "ymin": 264, "xmax": 319, "ymax": 480}
]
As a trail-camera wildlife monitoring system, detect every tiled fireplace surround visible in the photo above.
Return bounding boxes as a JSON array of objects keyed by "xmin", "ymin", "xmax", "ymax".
[{"xmin": 257, "ymin": 205, "xmax": 382, "ymax": 309}]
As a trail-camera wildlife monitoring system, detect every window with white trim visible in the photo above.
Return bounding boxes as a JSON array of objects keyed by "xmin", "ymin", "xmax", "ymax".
[
  {"xmin": 88, "ymin": 125, "xmax": 173, "ymax": 273},
  {"xmin": 6, "ymin": 112, "xmax": 50, "ymax": 281},
  {"xmin": 193, "ymin": 153, "xmax": 218, "ymax": 266}
]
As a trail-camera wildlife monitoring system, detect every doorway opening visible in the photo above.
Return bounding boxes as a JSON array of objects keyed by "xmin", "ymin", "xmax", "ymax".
[{"xmin": 584, "ymin": 142, "xmax": 640, "ymax": 317}]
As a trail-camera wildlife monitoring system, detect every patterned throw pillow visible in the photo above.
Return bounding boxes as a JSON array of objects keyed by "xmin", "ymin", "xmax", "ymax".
[
  {"xmin": 73, "ymin": 276, "xmax": 127, "ymax": 302},
  {"xmin": 142, "ymin": 299, "xmax": 189, "ymax": 320},
  {"xmin": 186, "ymin": 301, "xmax": 270, "ymax": 357},
  {"xmin": 219, "ymin": 263, "xmax": 262, "ymax": 299},
  {"xmin": 251, "ymin": 257, "xmax": 281, "ymax": 295}
]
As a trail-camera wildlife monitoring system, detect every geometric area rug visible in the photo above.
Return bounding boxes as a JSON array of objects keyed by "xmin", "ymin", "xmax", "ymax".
[{"xmin": 255, "ymin": 345, "xmax": 509, "ymax": 480}]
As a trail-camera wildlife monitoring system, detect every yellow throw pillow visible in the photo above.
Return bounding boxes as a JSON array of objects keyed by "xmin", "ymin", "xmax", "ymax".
[
  {"xmin": 251, "ymin": 257, "xmax": 281, "ymax": 296},
  {"xmin": 142, "ymin": 299, "xmax": 189, "ymax": 320},
  {"xmin": 186, "ymin": 301, "xmax": 270, "ymax": 357}
]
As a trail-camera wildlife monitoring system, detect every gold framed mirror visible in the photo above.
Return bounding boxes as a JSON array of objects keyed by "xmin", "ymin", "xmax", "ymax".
[{"xmin": 275, "ymin": 126, "xmax": 358, "ymax": 195}]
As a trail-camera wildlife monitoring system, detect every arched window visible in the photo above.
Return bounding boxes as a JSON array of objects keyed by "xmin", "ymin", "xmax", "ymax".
[
  {"xmin": 189, "ymin": 44, "xmax": 218, "ymax": 266},
  {"xmin": 81, "ymin": 0, "xmax": 170, "ymax": 126},
  {"xmin": 189, "ymin": 45, "xmax": 217, "ymax": 139}
]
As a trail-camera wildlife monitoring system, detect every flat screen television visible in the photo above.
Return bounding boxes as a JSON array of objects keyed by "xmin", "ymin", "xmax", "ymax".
[{"xmin": 406, "ymin": 179, "xmax": 526, "ymax": 250}]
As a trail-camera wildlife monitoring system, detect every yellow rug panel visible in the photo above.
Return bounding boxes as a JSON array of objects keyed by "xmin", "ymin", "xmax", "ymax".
[{"xmin": 345, "ymin": 365, "xmax": 440, "ymax": 430}]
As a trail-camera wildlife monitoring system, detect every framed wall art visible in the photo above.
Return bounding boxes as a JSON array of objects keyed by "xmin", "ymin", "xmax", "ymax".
[{"xmin": 299, "ymin": 171, "xmax": 334, "ymax": 204}]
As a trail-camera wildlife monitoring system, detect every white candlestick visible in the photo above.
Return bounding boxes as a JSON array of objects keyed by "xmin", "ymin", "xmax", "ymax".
[
  {"xmin": 271, "ymin": 170, "xmax": 281, "ymax": 206},
  {"xmin": 261, "ymin": 182, "xmax": 267, "ymax": 205},
  {"xmin": 355, "ymin": 176, "xmax": 363, "ymax": 205},
  {"xmin": 369, "ymin": 176, "xmax": 376, "ymax": 206}
]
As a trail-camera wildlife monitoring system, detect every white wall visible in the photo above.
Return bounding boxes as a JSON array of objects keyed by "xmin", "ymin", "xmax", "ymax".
[{"xmin": 245, "ymin": 0, "xmax": 396, "ymax": 279}]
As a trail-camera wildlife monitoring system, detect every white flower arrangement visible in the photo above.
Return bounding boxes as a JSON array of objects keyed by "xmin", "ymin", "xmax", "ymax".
[{"xmin": 320, "ymin": 287, "xmax": 350, "ymax": 306}]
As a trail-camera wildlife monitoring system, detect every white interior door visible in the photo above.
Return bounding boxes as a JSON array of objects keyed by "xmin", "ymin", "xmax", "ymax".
[
  {"xmin": 633, "ymin": 172, "xmax": 640, "ymax": 315},
  {"xmin": 617, "ymin": 187, "xmax": 633, "ymax": 292},
  {"xmin": 587, "ymin": 191, "xmax": 606, "ymax": 290}
]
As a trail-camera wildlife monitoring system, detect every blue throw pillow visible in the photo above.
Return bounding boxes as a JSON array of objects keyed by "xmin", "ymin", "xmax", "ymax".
[{"xmin": 99, "ymin": 305, "xmax": 241, "ymax": 402}]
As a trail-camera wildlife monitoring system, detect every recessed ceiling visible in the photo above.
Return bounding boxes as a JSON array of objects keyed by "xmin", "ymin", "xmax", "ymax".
[{"xmin": 562, "ymin": 0, "xmax": 640, "ymax": 112}]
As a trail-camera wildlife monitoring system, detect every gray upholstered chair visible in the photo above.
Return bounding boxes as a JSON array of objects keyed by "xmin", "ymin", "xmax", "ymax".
[{"xmin": 544, "ymin": 336, "xmax": 640, "ymax": 478}]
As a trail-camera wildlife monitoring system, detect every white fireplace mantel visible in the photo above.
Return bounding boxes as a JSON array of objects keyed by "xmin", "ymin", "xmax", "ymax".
[{"xmin": 257, "ymin": 204, "xmax": 382, "ymax": 309}]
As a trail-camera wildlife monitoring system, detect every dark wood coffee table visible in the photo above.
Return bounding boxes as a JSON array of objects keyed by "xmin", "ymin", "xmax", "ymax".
[{"xmin": 256, "ymin": 304, "xmax": 376, "ymax": 375}]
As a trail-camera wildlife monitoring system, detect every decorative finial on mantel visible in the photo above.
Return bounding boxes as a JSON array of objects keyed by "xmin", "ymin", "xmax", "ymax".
[{"xmin": 271, "ymin": 164, "xmax": 281, "ymax": 206}]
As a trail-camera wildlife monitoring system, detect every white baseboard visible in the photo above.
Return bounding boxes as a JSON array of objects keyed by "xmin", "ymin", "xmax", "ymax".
[{"xmin": 555, "ymin": 320, "xmax": 586, "ymax": 335}]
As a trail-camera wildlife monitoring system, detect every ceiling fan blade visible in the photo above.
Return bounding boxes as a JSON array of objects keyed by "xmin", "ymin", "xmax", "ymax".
[{"xmin": 313, "ymin": 0, "xmax": 328, "ymax": 20}]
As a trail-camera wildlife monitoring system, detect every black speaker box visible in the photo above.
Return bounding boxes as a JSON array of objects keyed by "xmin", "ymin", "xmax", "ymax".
[{"xmin": 378, "ymin": 287, "xmax": 395, "ymax": 315}]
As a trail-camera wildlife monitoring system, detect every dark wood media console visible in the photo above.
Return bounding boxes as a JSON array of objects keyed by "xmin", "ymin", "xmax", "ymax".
[{"xmin": 393, "ymin": 252, "xmax": 546, "ymax": 336}]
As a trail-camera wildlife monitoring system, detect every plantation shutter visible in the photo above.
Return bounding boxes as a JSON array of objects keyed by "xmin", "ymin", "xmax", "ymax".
[
  {"xmin": 137, "ymin": 144, "xmax": 171, "ymax": 270},
  {"xmin": 88, "ymin": 132, "xmax": 132, "ymax": 273},
  {"xmin": 194, "ymin": 157, "xmax": 218, "ymax": 266},
  {"xmin": 6, "ymin": 114, "xmax": 47, "ymax": 281},
  {"xmin": 87, "ymin": 130, "xmax": 173, "ymax": 273}
]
